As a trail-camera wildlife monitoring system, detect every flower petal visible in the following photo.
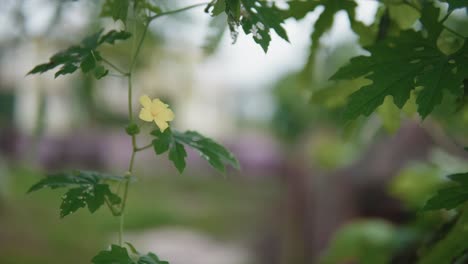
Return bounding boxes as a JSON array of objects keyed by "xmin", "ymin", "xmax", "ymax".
[
  {"xmin": 151, "ymin": 99, "xmax": 167, "ymax": 112},
  {"xmin": 139, "ymin": 108, "xmax": 153, "ymax": 122},
  {"xmin": 154, "ymin": 118, "xmax": 169, "ymax": 132},
  {"xmin": 139, "ymin": 95, "xmax": 152, "ymax": 109},
  {"xmin": 159, "ymin": 108, "xmax": 175, "ymax": 122}
]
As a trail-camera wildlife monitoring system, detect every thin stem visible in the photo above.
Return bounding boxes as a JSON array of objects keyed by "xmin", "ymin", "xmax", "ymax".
[
  {"xmin": 129, "ymin": 22, "xmax": 150, "ymax": 72},
  {"xmin": 115, "ymin": 1, "xmax": 208, "ymax": 247},
  {"xmin": 149, "ymin": 2, "xmax": 209, "ymax": 21},
  {"xmin": 102, "ymin": 57, "xmax": 129, "ymax": 75},
  {"xmin": 135, "ymin": 143, "xmax": 153, "ymax": 152},
  {"xmin": 440, "ymin": 10, "xmax": 453, "ymax": 24}
]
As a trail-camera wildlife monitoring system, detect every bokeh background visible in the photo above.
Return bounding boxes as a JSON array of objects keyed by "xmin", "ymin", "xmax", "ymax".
[{"xmin": 1, "ymin": 0, "xmax": 468, "ymax": 263}]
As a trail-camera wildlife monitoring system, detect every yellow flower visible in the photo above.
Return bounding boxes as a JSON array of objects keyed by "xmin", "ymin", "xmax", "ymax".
[{"xmin": 138, "ymin": 95, "xmax": 174, "ymax": 132}]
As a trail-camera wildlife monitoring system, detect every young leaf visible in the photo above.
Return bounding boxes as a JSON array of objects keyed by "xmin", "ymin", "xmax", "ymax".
[
  {"xmin": 331, "ymin": 30, "xmax": 468, "ymax": 120},
  {"xmin": 92, "ymin": 245, "xmax": 133, "ymax": 264}
]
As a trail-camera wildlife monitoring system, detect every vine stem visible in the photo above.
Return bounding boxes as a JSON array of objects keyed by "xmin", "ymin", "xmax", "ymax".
[{"xmin": 115, "ymin": 2, "xmax": 208, "ymax": 247}]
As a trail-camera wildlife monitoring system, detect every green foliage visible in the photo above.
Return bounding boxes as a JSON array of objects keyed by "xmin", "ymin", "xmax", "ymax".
[
  {"xmin": 207, "ymin": 0, "xmax": 289, "ymax": 52},
  {"xmin": 441, "ymin": 0, "xmax": 468, "ymax": 12},
  {"xmin": 28, "ymin": 171, "xmax": 123, "ymax": 218},
  {"xmin": 92, "ymin": 244, "xmax": 169, "ymax": 264},
  {"xmin": 331, "ymin": 30, "xmax": 468, "ymax": 120},
  {"xmin": 151, "ymin": 129, "xmax": 239, "ymax": 174},
  {"xmin": 331, "ymin": 3, "xmax": 468, "ymax": 120},
  {"xmin": 423, "ymin": 172, "xmax": 468, "ymax": 211},
  {"xmin": 28, "ymin": 30, "xmax": 131, "ymax": 79}
]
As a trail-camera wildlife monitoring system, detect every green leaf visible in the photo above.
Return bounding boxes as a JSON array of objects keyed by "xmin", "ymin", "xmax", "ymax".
[
  {"xmin": 173, "ymin": 130, "xmax": 240, "ymax": 173},
  {"xmin": 99, "ymin": 30, "xmax": 132, "ymax": 45},
  {"xmin": 422, "ymin": 186, "xmax": 468, "ymax": 210},
  {"xmin": 423, "ymin": 172, "xmax": 468, "ymax": 211},
  {"xmin": 206, "ymin": 0, "xmax": 226, "ymax": 16},
  {"xmin": 27, "ymin": 170, "xmax": 102, "ymax": 193},
  {"xmin": 60, "ymin": 183, "xmax": 120, "ymax": 218},
  {"xmin": 28, "ymin": 170, "xmax": 123, "ymax": 217},
  {"xmin": 28, "ymin": 30, "xmax": 123, "ymax": 80},
  {"xmin": 440, "ymin": 0, "xmax": 468, "ymax": 12},
  {"xmin": 101, "ymin": 0, "xmax": 130, "ymax": 23},
  {"xmin": 150, "ymin": 129, "xmax": 239, "ymax": 174},
  {"xmin": 151, "ymin": 129, "xmax": 172, "ymax": 154},
  {"xmin": 138, "ymin": 252, "xmax": 169, "ymax": 264},
  {"xmin": 94, "ymin": 65, "xmax": 109, "ymax": 79},
  {"xmin": 240, "ymin": 0, "xmax": 289, "ymax": 52},
  {"xmin": 55, "ymin": 63, "xmax": 78, "ymax": 78},
  {"xmin": 80, "ymin": 53, "xmax": 97, "ymax": 73},
  {"xmin": 420, "ymin": 2, "xmax": 443, "ymax": 41},
  {"xmin": 331, "ymin": 30, "xmax": 468, "ymax": 120},
  {"xmin": 448, "ymin": 172, "xmax": 468, "ymax": 185},
  {"xmin": 282, "ymin": 0, "xmax": 321, "ymax": 20},
  {"xmin": 92, "ymin": 245, "xmax": 134, "ymax": 264},
  {"xmin": 169, "ymin": 142, "xmax": 187, "ymax": 174}
]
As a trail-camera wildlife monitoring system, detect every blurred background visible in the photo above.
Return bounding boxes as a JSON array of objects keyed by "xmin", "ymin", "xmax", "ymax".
[{"xmin": 1, "ymin": 0, "xmax": 468, "ymax": 263}]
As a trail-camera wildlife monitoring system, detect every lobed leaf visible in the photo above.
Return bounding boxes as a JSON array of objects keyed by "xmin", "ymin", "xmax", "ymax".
[
  {"xmin": 331, "ymin": 29, "xmax": 468, "ymax": 120},
  {"xmin": 151, "ymin": 129, "xmax": 239, "ymax": 174},
  {"xmin": 28, "ymin": 170, "xmax": 123, "ymax": 218},
  {"xmin": 28, "ymin": 29, "xmax": 131, "ymax": 79}
]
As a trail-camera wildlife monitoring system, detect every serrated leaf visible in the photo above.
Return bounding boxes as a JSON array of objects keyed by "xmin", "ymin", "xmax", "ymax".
[
  {"xmin": 28, "ymin": 170, "xmax": 123, "ymax": 217},
  {"xmin": 28, "ymin": 30, "xmax": 119, "ymax": 80},
  {"xmin": 60, "ymin": 183, "xmax": 121, "ymax": 218},
  {"xmin": 240, "ymin": 0, "xmax": 289, "ymax": 52},
  {"xmin": 101, "ymin": 0, "xmax": 130, "ymax": 23},
  {"xmin": 169, "ymin": 142, "xmax": 187, "ymax": 174},
  {"xmin": 27, "ymin": 170, "xmax": 104, "ymax": 193},
  {"xmin": 55, "ymin": 63, "xmax": 78, "ymax": 78},
  {"xmin": 150, "ymin": 129, "xmax": 239, "ymax": 174},
  {"xmin": 173, "ymin": 130, "xmax": 240, "ymax": 172},
  {"xmin": 331, "ymin": 30, "xmax": 468, "ymax": 120},
  {"xmin": 99, "ymin": 30, "xmax": 132, "ymax": 45},
  {"xmin": 92, "ymin": 245, "xmax": 134, "ymax": 264}
]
